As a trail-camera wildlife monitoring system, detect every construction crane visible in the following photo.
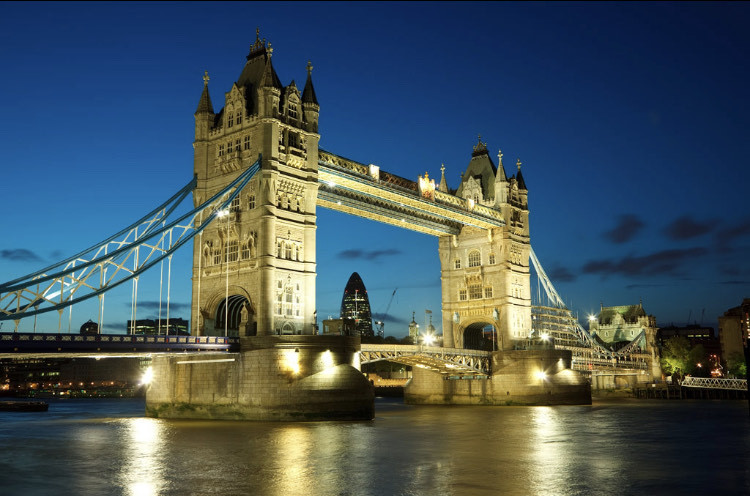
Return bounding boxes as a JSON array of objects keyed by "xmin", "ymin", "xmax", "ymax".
[{"xmin": 374, "ymin": 288, "xmax": 397, "ymax": 337}]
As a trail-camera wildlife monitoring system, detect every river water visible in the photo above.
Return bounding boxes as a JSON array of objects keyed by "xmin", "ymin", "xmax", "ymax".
[{"xmin": 0, "ymin": 397, "xmax": 748, "ymax": 496}]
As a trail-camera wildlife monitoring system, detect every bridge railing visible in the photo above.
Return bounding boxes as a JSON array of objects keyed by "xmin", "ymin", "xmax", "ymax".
[
  {"xmin": 681, "ymin": 376, "xmax": 748, "ymax": 390},
  {"xmin": 0, "ymin": 332, "xmax": 240, "ymax": 353}
]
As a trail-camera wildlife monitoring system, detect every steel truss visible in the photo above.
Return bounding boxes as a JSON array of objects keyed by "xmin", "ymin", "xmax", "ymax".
[
  {"xmin": 529, "ymin": 247, "xmax": 649, "ymax": 362},
  {"xmin": 681, "ymin": 376, "xmax": 748, "ymax": 390},
  {"xmin": 0, "ymin": 156, "xmax": 261, "ymax": 324},
  {"xmin": 360, "ymin": 344, "xmax": 491, "ymax": 375}
]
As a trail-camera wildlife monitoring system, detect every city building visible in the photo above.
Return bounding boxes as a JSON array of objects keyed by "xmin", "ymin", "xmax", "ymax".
[
  {"xmin": 339, "ymin": 272, "xmax": 374, "ymax": 337},
  {"xmin": 126, "ymin": 318, "xmax": 189, "ymax": 335},
  {"xmin": 718, "ymin": 298, "xmax": 750, "ymax": 362}
]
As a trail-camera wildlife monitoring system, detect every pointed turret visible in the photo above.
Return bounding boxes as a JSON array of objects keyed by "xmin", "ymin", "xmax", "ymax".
[
  {"xmin": 302, "ymin": 61, "xmax": 319, "ymax": 105},
  {"xmin": 438, "ymin": 164, "xmax": 449, "ymax": 193},
  {"xmin": 494, "ymin": 149, "xmax": 508, "ymax": 206},
  {"xmin": 302, "ymin": 61, "xmax": 320, "ymax": 133},
  {"xmin": 195, "ymin": 71, "xmax": 214, "ymax": 115},
  {"xmin": 194, "ymin": 71, "xmax": 215, "ymax": 144},
  {"xmin": 516, "ymin": 159, "xmax": 527, "ymax": 190}
]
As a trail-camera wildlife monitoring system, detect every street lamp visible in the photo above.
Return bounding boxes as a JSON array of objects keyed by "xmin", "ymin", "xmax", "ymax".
[{"xmin": 217, "ymin": 208, "xmax": 230, "ymax": 337}]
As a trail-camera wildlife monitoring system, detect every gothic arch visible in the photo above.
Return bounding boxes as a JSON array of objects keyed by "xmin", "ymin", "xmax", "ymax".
[
  {"xmin": 205, "ymin": 286, "xmax": 256, "ymax": 336},
  {"xmin": 457, "ymin": 317, "xmax": 501, "ymax": 351}
]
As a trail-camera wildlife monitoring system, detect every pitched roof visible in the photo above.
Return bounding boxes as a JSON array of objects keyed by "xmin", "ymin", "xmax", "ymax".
[{"xmin": 456, "ymin": 138, "xmax": 497, "ymax": 199}]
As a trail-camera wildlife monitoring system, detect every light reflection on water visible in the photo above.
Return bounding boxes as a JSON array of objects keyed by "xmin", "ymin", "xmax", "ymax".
[
  {"xmin": 0, "ymin": 398, "xmax": 748, "ymax": 495},
  {"xmin": 120, "ymin": 418, "xmax": 167, "ymax": 496}
]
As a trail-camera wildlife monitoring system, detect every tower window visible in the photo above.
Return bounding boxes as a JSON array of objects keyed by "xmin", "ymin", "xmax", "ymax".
[
  {"xmin": 288, "ymin": 103, "xmax": 298, "ymax": 119},
  {"xmin": 468, "ymin": 284, "xmax": 482, "ymax": 300},
  {"xmin": 484, "ymin": 286, "xmax": 493, "ymax": 298},
  {"xmin": 228, "ymin": 114, "xmax": 233, "ymax": 127},
  {"xmin": 235, "ymin": 139, "xmax": 241, "ymax": 152},
  {"xmin": 218, "ymin": 144, "xmax": 225, "ymax": 157},
  {"xmin": 248, "ymin": 193, "xmax": 256, "ymax": 210},
  {"xmin": 226, "ymin": 239, "xmax": 239, "ymax": 263},
  {"xmin": 244, "ymin": 135, "xmax": 251, "ymax": 150},
  {"xmin": 231, "ymin": 196, "xmax": 240, "ymax": 212},
  {"xmin": 236, "ymin": 111, "xmax": 243, "ymax": 125},
  {"xmin": 468, "ymin": 250, "xmax": 481, "ymax": 268},
  {"xmin": 454, "ymin": 259, "xmax": 461, "ymax": 269},
  {"xmin": 459, "ymin": 289, "xmax": 467, "ymax": 301},
  {"xmin": 489, "ymin": 253, "xmax": 496, "ymax": 265},
  {"xmin": 241, "ymin": 242, "xmax": 250, "ymax": 260}
]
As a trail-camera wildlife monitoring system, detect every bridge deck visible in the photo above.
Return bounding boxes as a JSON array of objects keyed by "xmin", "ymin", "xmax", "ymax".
[{"xmin": 0, "ymin": 332, "xmax": 238, "ymax": 358}]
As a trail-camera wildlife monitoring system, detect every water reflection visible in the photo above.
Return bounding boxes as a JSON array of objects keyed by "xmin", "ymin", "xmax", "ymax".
[
  {"xmin": 118, "ymin": 417, "xmax": 168, "ymax": 496},
  {"xmin": 1, "ymin": 399, "xmax": 748, "ymax": 496}
]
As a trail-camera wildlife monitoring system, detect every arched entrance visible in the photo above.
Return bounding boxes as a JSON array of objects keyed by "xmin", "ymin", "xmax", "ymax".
[
  {"xmin": 215, "ymin": 294, "xmax": 255, "ymax": 336},
  {"xmin": 463, "ymin": 322, "xmax": 498, "ymax": 351}
]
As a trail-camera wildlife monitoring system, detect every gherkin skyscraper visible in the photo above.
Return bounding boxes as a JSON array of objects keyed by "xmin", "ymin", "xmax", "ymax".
[{"xmin": 340, "ymin": 272, "xmax": 373, "ymax": 337}]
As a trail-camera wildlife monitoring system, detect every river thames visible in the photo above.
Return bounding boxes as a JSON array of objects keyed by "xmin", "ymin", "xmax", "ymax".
[{"xmin": 1, "ymin": 397, "xmax": 748, "ymax": 495}]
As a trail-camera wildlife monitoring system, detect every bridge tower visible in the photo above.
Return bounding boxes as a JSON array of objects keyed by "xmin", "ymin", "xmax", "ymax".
[
  {"xmin": 191, "ymin": 31, "xmax": 320, "ymax": 336},
  {"xmin": 439, "ymin": 139, "xmax": 531, "ymax": 350}
]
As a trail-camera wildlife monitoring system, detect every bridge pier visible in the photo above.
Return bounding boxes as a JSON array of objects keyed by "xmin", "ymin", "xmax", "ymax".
[
  {"xmin": 145, "ymin": 335, "xmax": 374, "ymax": 421},
  {"xmin": 405, "ymin": 349, "xmax": 591, "ymax": 406}
]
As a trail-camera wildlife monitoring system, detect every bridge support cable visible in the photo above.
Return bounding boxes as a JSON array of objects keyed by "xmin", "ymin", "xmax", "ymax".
[
  {"xmin": 529, "ymin": 246, "xmax": 646, "ymax": 361},
  {"xmin": 0, "ymin": 156, "xmax": 262, "ymax": 324}
]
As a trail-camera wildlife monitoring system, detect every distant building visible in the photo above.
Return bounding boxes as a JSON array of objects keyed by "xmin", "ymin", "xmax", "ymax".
[
  {"xmin": 718, "ymin": 298, "xmax": 750, "ymax": 361},
  {"xmin": 126, "ymin": 318, "xmax": 189, "ymax": 335},
  {"xmin": 588, "ymin": 302, "xmax": 661, "ymax": 380},
  {"xmin": 321, "ymin": 318, "xmax": 357, "ymax": 336},
  {"xmin": 588, "ymin": 303, "xmax": 657, "ymax": 348},
  {"xmin": 80, "ymin": 320, "xmax": 98, "ymax": 335},
  {"xmin": 340, "ymin": 272, "xmax": 374, "ymax": 337},
  {"xmin": 657, "ymin": 324, "xmax": 722, "ymax": 367}
]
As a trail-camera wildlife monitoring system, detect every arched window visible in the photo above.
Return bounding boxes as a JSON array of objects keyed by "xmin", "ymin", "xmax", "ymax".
[{"xmin": 468, "ymin": 250, "xmax": 481, "ymax": 267}]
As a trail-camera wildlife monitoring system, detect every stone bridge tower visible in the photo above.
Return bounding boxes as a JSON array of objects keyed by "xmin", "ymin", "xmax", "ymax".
[
  {"xmin": 439, "ymin": 139, "xmax": 531, "ymax": 350},
  {"xmin": 191, "ymin": 32, "xmax": 320, "ymax": 336}
]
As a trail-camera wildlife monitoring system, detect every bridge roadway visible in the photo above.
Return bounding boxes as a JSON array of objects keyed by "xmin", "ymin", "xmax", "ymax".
[
  {"xmin": 360, "ymin": 344, "xmax": 491, "ymax": 375},
  {"xmin": 0, "ymin": 334, "xmax": 492, "ymax": 376},
  {"xmin": 317, "ymin": 150, "xmax": 505, "ymax": 236},
  {"xmin": 0, "ymin": 332, "xmax": 238, "ymax": 358}
]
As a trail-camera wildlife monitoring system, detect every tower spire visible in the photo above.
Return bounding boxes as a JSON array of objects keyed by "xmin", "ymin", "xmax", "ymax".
[{"xmin": 438, "ymin": 163, "xmax": 449, "ymax": 192}]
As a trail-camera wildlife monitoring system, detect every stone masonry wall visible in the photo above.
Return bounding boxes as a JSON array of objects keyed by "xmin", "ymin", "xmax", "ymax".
[{"xmin": 146, "ymin": 335, "xmax": 374, "ymax": 420}]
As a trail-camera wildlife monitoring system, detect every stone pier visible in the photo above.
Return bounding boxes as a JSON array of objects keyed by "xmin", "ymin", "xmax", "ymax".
[
  {"xmin": 146, "ymin": 335, "xmax": 374, "ymax": 421},
  {"xmin": 405, "ymin": 349, "xmax": 591, "ymax": 406}
]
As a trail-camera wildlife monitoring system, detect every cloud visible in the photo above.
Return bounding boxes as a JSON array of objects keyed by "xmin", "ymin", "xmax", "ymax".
[
  {"xmin": 337, "ymin": 248, "xmax": 401, "ymax": 261},
  {"xmin": 372, "ymin": 313, "xmax": 411, "ymax": 325},
  {"xmin": 716, "ymin": 217, "xmax": 750, "ymax": 252},
  {"xmin": 663, "ymin": 215, "xmax": 715, "ymax": 240},
  {"xmin": 123, "ymin": 300, "xmax": 191, "ymax": 313},
  {"xmin": 582, "ymin": 247, "xmax": 707, "ymax": 278},
  {"xmin": 603, "ymin": 214, "xmax": 645, "ymax": 244},
  {"xmin": 0, "ymin": 248, "xmax": 42, "ymax": 262},
  {"xmin": 548, "ymin": 266, "xmax": 576, "ymax": 283}
]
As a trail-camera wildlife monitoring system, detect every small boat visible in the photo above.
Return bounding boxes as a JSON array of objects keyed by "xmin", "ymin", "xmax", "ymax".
[{"xmin": 0, "ymin": 401, "xmax": 49, "ymax": 412}]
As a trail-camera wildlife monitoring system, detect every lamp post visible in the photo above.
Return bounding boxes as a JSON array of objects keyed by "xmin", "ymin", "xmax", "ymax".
[{"xmin": 217, "ymin": 209, "xmax": 230, "ymax": 337}]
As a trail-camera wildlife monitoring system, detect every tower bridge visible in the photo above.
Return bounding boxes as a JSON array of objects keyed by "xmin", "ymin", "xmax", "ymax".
[{"xmin": 0, "ymin": 33, "xmax": 659, "ymax": 418}]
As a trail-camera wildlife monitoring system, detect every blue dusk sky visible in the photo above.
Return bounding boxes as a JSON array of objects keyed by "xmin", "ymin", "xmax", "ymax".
[{"xmin": 1, "ymin": 2, "xmax": 748, "ymax": 336}]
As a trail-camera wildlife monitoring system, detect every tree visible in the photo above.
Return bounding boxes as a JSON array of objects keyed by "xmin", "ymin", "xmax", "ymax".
[
  {"xmin": 725, "ymin": 351, "xmax": 748, "ymax": 378},
  {"xmin": 660, "ymin": 336, "xmax": 692, "ymax": 379}
]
